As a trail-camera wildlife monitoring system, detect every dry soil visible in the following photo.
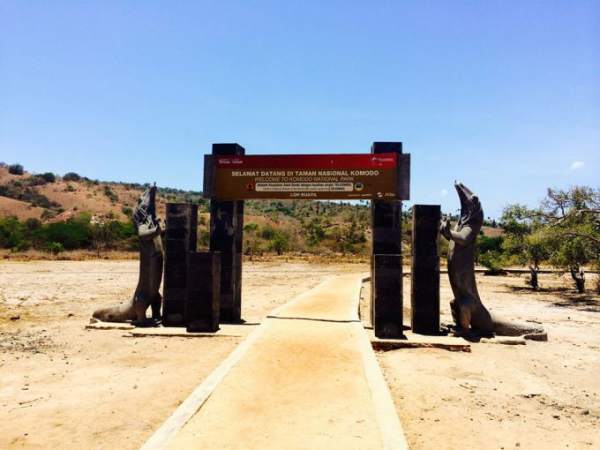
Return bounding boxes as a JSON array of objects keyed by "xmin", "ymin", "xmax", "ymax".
[
  {"xmin": 1, "ymin": 262, "xmax": 599, "ymax": 450},
  {"xmin": 373, "ymin": 272, "xmax": 600, "ymax": 450},
  {"xmin": 0, "ymin": 261, "xmax": 361, "ymax": 449}
]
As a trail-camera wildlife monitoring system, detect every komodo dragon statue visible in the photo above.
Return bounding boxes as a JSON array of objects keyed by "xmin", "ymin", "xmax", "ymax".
[
  {"xmin": 92, "ymin": 185, "xmax": 163, "ymax": 324},
  {"xmin": 440, "ymin": 182, "xmax": 547, "ymax": 341}
]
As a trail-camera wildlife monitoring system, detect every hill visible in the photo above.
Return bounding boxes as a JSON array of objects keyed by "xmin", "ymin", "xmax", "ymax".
[
  {"xmin": 0, "ymin": 162, "xmax": 502, "ymax": 257},
  {"xmin": 0, "ymin": 163, "xmax": 373, "ymax": 256}
]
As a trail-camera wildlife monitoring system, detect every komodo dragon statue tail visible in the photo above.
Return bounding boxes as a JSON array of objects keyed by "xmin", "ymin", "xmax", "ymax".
[
  {"xmin": 440, "ymin": 182, "xmax": 547, "ymax": 341},
  {"xmin": 92, "ymin": 185, "xmax": 163, "ymax": 324}
]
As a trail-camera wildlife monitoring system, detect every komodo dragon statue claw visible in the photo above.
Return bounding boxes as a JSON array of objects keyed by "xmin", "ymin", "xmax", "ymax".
[
  {"xmin": 92, "ymin": 185, "xmax": 163, "ymax": 325},
  {"xmin": 440, "ymin": 182, "xmax": 547, "ymax": 341}
]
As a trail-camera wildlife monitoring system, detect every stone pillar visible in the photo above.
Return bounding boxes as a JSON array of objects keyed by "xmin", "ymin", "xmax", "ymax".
[
  {"xmin": 371, "ymin": 142, "xmax": 404, "ymax": 339},
  {"xmin": 209, "ymin": 143, "xmax": 245, "ymax": 323},
  {"xmin": 411, "ymin": 205, "xmax": 441, "ymax": 335},
  {"xmin": 163, "ymin": 203, "xmax": 198, "ymax": 326},
  {"xmin": 186, "ymin": 251, "xmax": 221, "ymax": 332}
]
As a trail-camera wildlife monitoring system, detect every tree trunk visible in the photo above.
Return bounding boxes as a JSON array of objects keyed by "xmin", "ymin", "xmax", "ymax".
[
  {"xmin": 528, "ymin": 265, "xmax": 539, "ymax": 290},
  {"xmin": 570, "ymin": 267, "xmax": 585, "ymax": 293}
]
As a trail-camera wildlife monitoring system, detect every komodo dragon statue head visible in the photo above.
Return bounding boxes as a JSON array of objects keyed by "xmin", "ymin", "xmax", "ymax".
[
  {"xmin": 440, "ymin": 182, "xmax": 547, "ymax": 341},
  {"xmin": 134, "ymin": 185, "xmax": 161, "ymax": 239},
  {"xmin": 455, "ymin": 182, "xmax": 483, "ymax": 232}
]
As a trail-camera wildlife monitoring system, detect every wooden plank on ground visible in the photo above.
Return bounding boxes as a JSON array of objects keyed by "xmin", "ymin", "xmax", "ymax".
[
  {"xmin": 371, "ymin": 331, "xmax": 472, "ymax": 352},
  {"xmin": 85, "ymin": 322, "xmax": 135, "ymax": 330}
]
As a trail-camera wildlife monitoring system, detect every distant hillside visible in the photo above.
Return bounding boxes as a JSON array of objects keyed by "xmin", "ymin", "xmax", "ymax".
[
  {"xmin": 0, "ymin": 163, "xmax": 373, "ymax": 255},
  {"xmin": 0, "ymin": 164, "xmax": 195, "ymax": 223},
  {"xmin": 0, "ymin": 162, "xmax": 502, "ymax": 256}
]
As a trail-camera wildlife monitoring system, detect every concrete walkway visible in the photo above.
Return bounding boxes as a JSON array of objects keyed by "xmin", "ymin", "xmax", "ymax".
[{"xmin": 152, "ymin": 275, "xmax": 407, "ymax": 450}]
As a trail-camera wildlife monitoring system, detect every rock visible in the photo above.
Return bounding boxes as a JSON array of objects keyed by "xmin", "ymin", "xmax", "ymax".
[{"xmin": 10, "ymin": 315, "xmax": 20, "ymax": 321}]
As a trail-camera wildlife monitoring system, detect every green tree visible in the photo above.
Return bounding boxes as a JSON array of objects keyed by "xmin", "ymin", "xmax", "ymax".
[
  {"xmin": 269, "ymin": 231, "xmax": 290, "ymax": 255},
  {"xmin": 503, "ymin": 187, "xmax": 600, "ymax": 292},
  {"xmin": 540, "ymin": 187, "xmax": 599, "ymax": 293},
  {"xmin": 501, "ymin": 205, "xmax": 549, "ymax": 288}
]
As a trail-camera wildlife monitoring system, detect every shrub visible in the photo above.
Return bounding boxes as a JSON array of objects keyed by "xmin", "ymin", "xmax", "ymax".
[
  {"xmin": 27, "ymin": 175, "xmax": 48, "ymax": 186},
  {"xmin": 480, "ymin": 251, "xmax": 506, "ymax": 275},
  {"xmin": 63, "ymin": 172, "xmax": 81, "ymax": 182},
  {"xmin": 40, "ymin": 172, "xmax": 56, "ymax": 183},
  {"xmin": 103, "ymin": 185, "xmax": 118, "ymax": 203},
  {"xmin": 25, "ymin": 218, "xmax": 42, "ymax": 230},
  {"xmin": 303, "ymin": 219, "xmax": 325, "ymax": 246},
  {"xmin": 38, "ymin": 215, "xmax": 93, "ymax": 250},
  {"xmin": 244, "ymin": 223, "xmax": 259, "ymax": 232},
  {"xmin": 8, "ymin": 164, "xmax": 24, "ymax": 175},
  {"xmin": 260, "ymin": 225, "xmax": 276, "ymax": 240},
  {"xmin": 0, "ymin": 216, "xmax": 27, "ymax": 249},
  {"xmin": 45, "ymin": 242, "xmax": 65, "ymax": 255},
  {"xmin": 477, "ymin": 235, "xmax": 503, "ymax": 255},
  {"xmin": 13, "ymin": 240, "xmax": 31, "ymax": 252},
  {"xmin": 0, "ymin": 180, "xmax": 60, "ymax": 208},
  {"xmin": 28, "ymin": 192, "xmax": 57, "ymax": 208},
  {"xmin": 1, "ymin": 214, "xmax": 139, "ymax": 253},
  {"xmin": 41, "ymin": 209, "xmax": 57, "ymax": 220}
]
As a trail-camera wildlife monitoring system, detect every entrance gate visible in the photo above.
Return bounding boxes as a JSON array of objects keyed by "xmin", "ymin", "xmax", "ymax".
[{"xmin": 197, "ymin": 142, "xmax": 411, "ymax": 339}]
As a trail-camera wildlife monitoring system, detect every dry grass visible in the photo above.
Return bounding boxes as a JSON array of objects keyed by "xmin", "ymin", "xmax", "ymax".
[{"xmin": 0, "ymin": 249, "xmax": 138, "ymax": 261}]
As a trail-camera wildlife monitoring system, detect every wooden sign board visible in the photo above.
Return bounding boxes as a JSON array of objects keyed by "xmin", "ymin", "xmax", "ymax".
[{"xmin": 204, "ymin": 153, "xmax": 410, "ymax": 200}]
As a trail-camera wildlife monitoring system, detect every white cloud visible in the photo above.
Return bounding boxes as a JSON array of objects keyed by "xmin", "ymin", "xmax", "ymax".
[
  {"xmin": 440, "ymin": 189, "xmax": 448, "ymax": 196},
  {"xmin": 570, "ymin": 161, "xmax": 585, "ymax": 170}
]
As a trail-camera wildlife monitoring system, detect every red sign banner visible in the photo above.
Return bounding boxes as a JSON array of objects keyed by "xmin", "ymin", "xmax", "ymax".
[{"xmin": 208, "ymin": 153, "xmax": 402, "ymax": 200}]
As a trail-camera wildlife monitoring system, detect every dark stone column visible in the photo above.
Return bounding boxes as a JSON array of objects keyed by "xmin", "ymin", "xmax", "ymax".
[
  {"xmin": 233, "ymin": 200, "xmax": 244, "ymax": 317},
  {"xmin": 371, "ymin": 142, "xmax": 404, "ymax": 339},
  {"xmin": 372, "ymin": 254, "xmax": 403, "ymax": 337},
  {"xmin": 163, "ymin": 203, "xmax": 198, "ymax": 326},
  {"xmin": 186, "ymin": 251, "xmax": 221, "ymax": 332},
  {"xmin": 209, "ymin": 143, "xmax": 245, "ymax": 323},
  {"xmin": 411, "ymin": 205, "xmax": 441, "ymax": 335}
]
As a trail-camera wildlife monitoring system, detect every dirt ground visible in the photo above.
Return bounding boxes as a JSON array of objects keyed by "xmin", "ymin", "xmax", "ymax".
[
  {"xmin": 374, "ymin": 272, "xmax": 600, "ymax": 450},
  {"xmin": 2, "ymin": 261, "xmax": 599, "ymax": 450},
  {"xmin": 0, "ymin": 260, "xmax": 362, "ymax": 450}
]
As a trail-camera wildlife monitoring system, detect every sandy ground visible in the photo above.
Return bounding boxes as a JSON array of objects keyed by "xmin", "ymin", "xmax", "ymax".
[
  {"xmin": 2, "ymin": 261, "xmax": 599, "ymax": 450},
  {"xmin": 373, "ymin": 272, "xmax": 600, "ymax": 450},
  {"xmin": 0, "ymin": 260, "xmax": 362, "ymax": 450}
]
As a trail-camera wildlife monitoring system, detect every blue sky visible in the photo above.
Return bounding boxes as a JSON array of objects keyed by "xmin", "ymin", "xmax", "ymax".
[{"xmin": 1, "ymin": 1, "xmax": 598, "ymax": 218}]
